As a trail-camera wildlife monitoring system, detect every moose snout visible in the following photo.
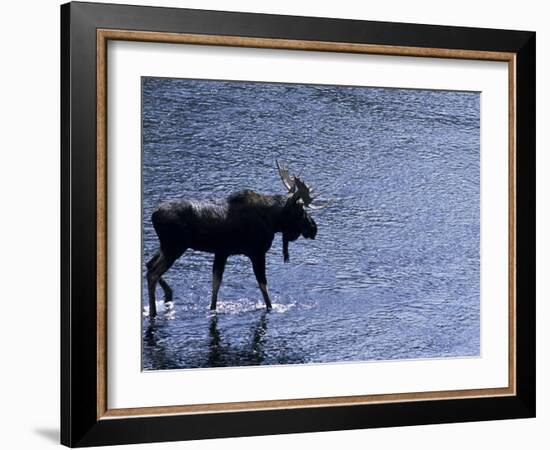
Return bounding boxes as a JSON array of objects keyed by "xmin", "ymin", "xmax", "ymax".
[{"xmin": 303, "ymin": 225, "xmax": 317, "ymax": 240}]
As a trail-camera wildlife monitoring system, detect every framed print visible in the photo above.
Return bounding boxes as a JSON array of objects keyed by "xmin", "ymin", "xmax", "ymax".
[{"xmin": 60, "ymin": 1, "xmax": 536, "ymax": 447}]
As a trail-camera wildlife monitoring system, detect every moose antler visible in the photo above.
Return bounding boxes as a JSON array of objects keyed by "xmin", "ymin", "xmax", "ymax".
[
  {"xmin": 276, "ymin": 160, "xmax": 328, "ymax": 210},
  {"xmin": 276, "ymin": 160, "xmax": 296, "ymax": 193},
  {"xmin": 293, "ymin": 176, "xmax": 315, "ymax": 206}
]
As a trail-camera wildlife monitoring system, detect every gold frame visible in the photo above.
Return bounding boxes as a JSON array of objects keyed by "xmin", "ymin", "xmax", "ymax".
[{"xmin": 96, "ymin": 29, "xmax": 516, "ymax": 420}]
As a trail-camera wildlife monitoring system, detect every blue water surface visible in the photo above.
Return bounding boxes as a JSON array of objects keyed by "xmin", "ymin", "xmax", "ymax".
[{"xmin": 141, "ymin": 77, "xmax": 480, "ymax": 370}]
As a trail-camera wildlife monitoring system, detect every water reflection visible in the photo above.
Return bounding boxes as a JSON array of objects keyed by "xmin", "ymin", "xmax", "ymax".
[
  {"xmin": 207, "ymin": 311, "xmax": 269, "ymax": 367},
  {"xmin": 142, "ymin": 321, "xmax": 174, "ymax": 370},
  {"xmin": 143, "ymin": 310, "xmax": 271, "ymax": 370}
]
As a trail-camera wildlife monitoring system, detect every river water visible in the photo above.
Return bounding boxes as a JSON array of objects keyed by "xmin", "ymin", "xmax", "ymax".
[{"xmin": 141, "ymin": 77, "xmax": 480, "ymax": 370}]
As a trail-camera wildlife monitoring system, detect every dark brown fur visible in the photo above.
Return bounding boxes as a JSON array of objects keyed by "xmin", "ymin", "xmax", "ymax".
[{"xmin": 146, "ymin": 189, "xmax": 317, "ymax": 317}]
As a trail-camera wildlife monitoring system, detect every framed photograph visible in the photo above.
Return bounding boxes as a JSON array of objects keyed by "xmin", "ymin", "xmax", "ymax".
[{"xmin": 61, "ymin": 2, "xmax": 535, "ymax": 447}]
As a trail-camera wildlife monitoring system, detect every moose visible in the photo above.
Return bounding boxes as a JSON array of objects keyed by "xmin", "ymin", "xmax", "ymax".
[{"xmin": 145, "ymin": 160, "xmax": 325, "ymax": 317}]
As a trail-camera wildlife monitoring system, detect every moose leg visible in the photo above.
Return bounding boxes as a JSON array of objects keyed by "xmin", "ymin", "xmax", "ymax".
[
  {"xmin": 147, "ymin": 250, "xmax": 173, "ymax": 303},
  {"xmin": 146, "ymin": 251, "xmax": 178, "ymax": 318},
  {"xmin": 146, "ymin": 251, "xmax": 160, "ymax": 270},
  {"xmin": 210, "ymin": 253, "xmax": 228, "ymax": 310},
  {"xmin": 251, "ymin": 254, "xmax": 272, "ymax": 310},
  {"xmin": 158, "ymin": 277, "xmax": 173, "ymax": 303}
]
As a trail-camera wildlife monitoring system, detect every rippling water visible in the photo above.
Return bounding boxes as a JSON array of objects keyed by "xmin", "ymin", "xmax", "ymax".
[{"xmin": 141, "ymin": 77, "xmax": 480, "ymax": 370}]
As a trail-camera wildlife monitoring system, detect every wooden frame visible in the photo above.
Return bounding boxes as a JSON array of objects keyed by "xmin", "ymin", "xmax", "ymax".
[{"xmin": 61, "ymin": 1, "xmax": 535, "ymax": 447}]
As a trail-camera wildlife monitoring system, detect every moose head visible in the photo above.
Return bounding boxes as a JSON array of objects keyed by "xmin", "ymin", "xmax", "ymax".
[{"xmin": 276, "ymin": 160, "xmax": 328, "ymax": 260}]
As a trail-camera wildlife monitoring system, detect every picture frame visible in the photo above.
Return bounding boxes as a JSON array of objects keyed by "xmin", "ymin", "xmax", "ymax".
[{"xmin": 60, "ymin": 1, "xmax": 535, "ymax": 447}]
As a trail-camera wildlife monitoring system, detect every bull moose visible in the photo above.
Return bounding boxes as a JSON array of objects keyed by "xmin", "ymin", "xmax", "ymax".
[{"xmin": 145, "ymin": 160, "xmax": 325, "ymax": 318}]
